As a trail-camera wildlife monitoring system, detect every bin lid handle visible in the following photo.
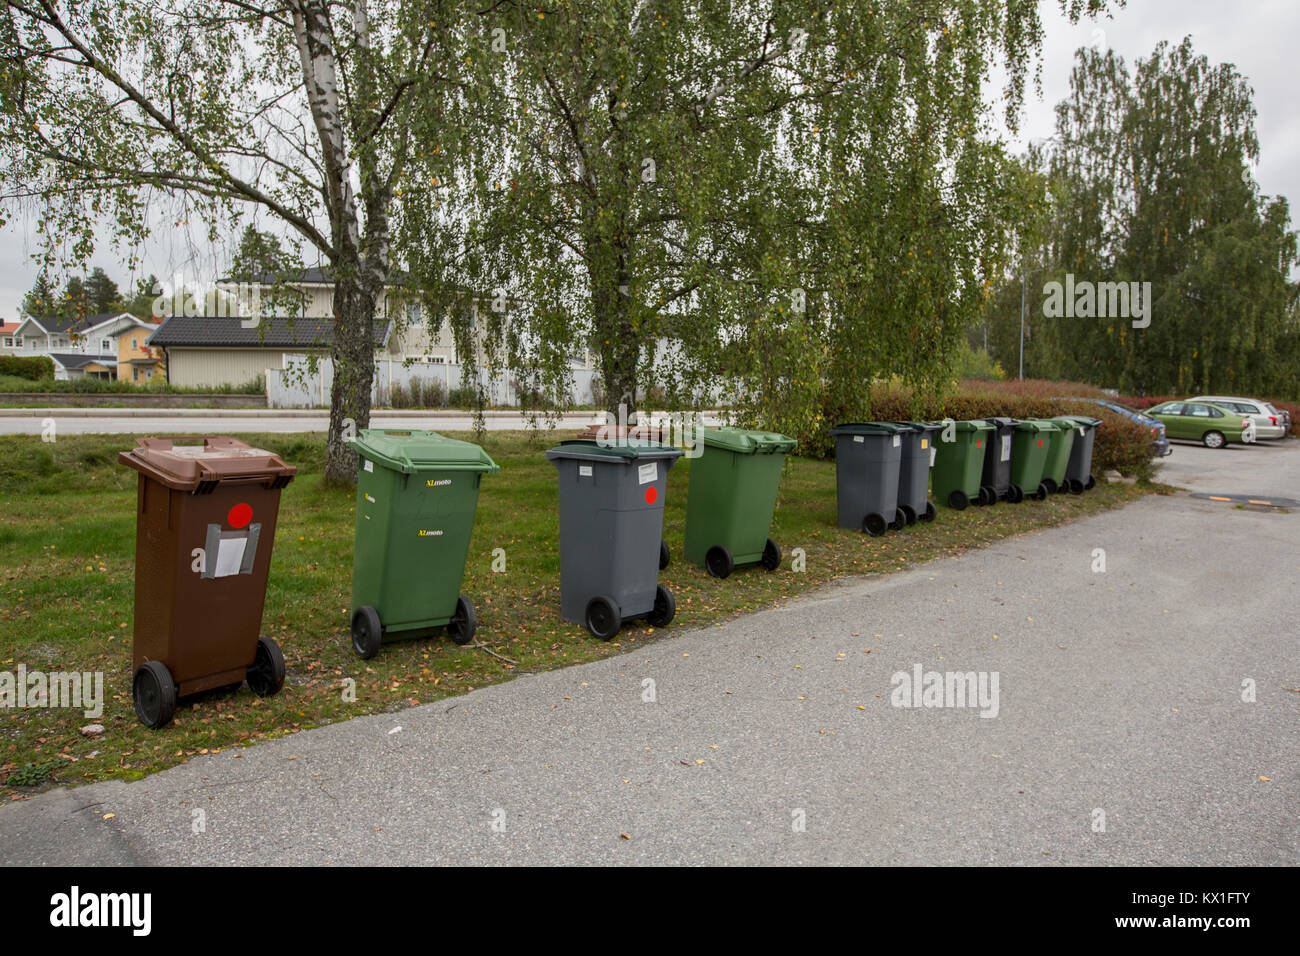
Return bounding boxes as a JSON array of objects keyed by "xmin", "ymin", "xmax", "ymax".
[{"xmin": 137, "ymin": 436, "xmax": 252, "ymax": 451}]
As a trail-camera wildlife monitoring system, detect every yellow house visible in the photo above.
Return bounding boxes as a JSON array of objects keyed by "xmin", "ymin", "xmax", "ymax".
[{"xmin": 116, "ymin": 322, "xmax": 165, "ymax": 384}]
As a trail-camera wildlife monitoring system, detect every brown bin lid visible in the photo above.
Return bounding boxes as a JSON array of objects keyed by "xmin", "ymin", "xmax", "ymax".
[{"xmin": 118, "ymin": 436, "xmax": 297, "ymax": 492}]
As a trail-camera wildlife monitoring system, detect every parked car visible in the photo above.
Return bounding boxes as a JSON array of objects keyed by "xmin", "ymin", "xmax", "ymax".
[
  {"xmin": 1263, "ymin": 402, "xmax": 1291, "ymax": 436},
  {"xmin": 1185, "ymin": 396, "xmax": 1287, "ymax": 440},
  {"xmin": 1145, "ymin": 401, "xmax": 1252, "ymax": 449},
  {"xmin": 1062, "ymin": 398, "xmax": 1172, "ymax": 457}
]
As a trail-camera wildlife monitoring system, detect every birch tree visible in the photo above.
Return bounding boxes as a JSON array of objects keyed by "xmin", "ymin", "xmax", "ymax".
[{"xmin": 0, "ymin": 0, "xmax": 465, "ymax": 482}]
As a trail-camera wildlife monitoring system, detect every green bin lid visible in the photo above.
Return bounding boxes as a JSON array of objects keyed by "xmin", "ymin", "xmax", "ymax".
[
  {"xmin": 830, "ymin": 421, "xmax": 912, "ymax": 437},
  {"xmin": 699, "ymin": 426, "xmax": 797, "ymax": 454},
  {"xmin": 1053, "ymin": 415, "xmax": 1103, "ymax": 428},
  {"xmin": 545, "ymin": 438, "xmax": 684, "ymax": 464},
  {"xmin": 348, "ymin": 429, "xmax": 499, "ymax": 474},
  {"xmin": 1015, "ymin": 419, "xmax": 1058, "ymax": 433},
  {"xmin": 924, "ymin": 419, "xmax": 994, "ymax": 432}
]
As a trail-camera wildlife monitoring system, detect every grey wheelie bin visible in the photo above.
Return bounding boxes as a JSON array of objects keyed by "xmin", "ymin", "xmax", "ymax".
[
  {"xmin": 830, "ymin": 422, "xmax": 909, "ymax": 536},
  {"xmin": 978, "ymin": 417, "xmax": 1020, "ymax": 505},
  {"xmin": 888, "ymin": 421, "xmax": 940, "ymax": 525},
  {"xmin": 546, "ymin": 439, "xmax": 683, "ymax": 640},
  {"xmin": 1053, "ymin": 415, "xmax": 1103, "ymax": 493}
]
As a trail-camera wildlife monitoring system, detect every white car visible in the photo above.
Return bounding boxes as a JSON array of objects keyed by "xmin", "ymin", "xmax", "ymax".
[{"xmin": 1186, "ymin": 396, "xmax": 1287, "ymax": 440}]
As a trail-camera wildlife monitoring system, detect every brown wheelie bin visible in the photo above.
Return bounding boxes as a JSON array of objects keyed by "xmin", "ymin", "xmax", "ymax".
[{"xmin": 118, "ymin": 437, "xmax": 296, "ymax": 728}]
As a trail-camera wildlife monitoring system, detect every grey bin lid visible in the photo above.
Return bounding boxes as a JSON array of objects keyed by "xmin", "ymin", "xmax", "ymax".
[
  {"xmin": 830, "ymin": 422, "xmax": 912, "ymax": 437},
  {"xmin": 545, "ymin": 438, "xmax": 684, "ymax": 464}
]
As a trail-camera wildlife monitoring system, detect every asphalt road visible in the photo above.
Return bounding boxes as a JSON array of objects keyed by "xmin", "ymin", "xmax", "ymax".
[{"xmin": 2, "ymin": 440, "xmax": 1296, "ymax": 866}]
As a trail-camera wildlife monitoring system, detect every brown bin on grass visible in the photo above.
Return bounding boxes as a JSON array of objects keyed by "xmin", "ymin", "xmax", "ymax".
[{"xmin": 118, "ymin": 437, "xmax": 296, "ymax": 728}]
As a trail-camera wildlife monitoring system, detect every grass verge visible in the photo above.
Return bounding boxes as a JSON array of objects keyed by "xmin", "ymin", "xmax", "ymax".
[{"xmin": 0, "ymin": 430, "xmax": 1153, "ymax": 798}]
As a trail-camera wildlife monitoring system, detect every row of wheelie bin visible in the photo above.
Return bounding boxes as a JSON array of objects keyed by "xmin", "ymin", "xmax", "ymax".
[
  {"xmin": 118, "ymin": 425, "xmax": 797, "ymax": 726},
  {"xmin": 832, "ymin": 415, "xmax": 1102, "ymax": 534}
]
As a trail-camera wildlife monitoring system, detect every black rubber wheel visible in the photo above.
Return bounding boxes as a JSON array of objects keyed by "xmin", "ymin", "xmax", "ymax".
[
  {"xmin": 705, "ymin": 544, "xmax": 735, "ymax": 579},
  {"xmin": 760, "ymin": 537, "xmax": 782, "ymax": 571},
  {"xmin": 1035, "ymin": 483, "xmax": 1049, "ymax": 501},
  {"xmin": 947, "ymin": 489, "xmax": 969, "ymax": 511},
  {"xmin": 1007, "ymin": 484, "xmax": 1025, "ymax": 504},
  {"xmin": 246, "ymin": 636, "xmax": 286, "ymax": 697},
  {"xmin": 1085, "ymin": 474, "xmax": 1096, "ymax": 491},
  {"xmin": 645, "ymin": 585, "xmax": 676, "ymax": 627},
  {"xmin": 889, "ymin": 508, "xmax": 907, "ymax": 531},
  {"xmin": 132, "ymin": 660, "xmax": 177, "ymax": 729},
  {"xmin": 899, "ymin": 504, "xmax": 917, "ymax": 526},
  {"xmin": 979, "ymin": 485, "xmax": 997, "ymax": 506},
  {"xmin": 863, "ymin": 512, "xmax": 888, "ymax": 536},
  {"xmin": 1042, "ymin": 478, "xmax": 1058, "ymax": 494},
  {"xmin": 922, "ymin": 501, "xmax": 937, "ymax": 523},
  {"xmin": 1067, "ymin": 478, "xmax": 1084, "ymax": 495},
  {"xmin": 350, "ymin": 606, "xmax": 383, "ymax": 659},
  {"xmin": 658, "ymin": 540, "xmax": 670, "ymax": 570},
  {"xmin": 585, "ymin": 595, "xmax": 621, "ymax": 640},
  {"xmin": 447, "ymin": 594, "xmax": 477, "ymax": 645}
]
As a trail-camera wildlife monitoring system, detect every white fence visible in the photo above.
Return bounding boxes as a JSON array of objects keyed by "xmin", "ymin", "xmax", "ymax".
[{"xmin": 266, "ymin": 354, "xmax": 600, "ymax": 409}]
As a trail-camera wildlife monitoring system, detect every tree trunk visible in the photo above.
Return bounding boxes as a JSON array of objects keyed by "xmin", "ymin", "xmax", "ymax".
[{"xmin": 324, "ymin": 272, "xmax": 376, "ymax": 484}]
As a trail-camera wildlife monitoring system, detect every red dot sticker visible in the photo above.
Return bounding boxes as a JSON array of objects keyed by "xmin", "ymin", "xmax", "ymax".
[
  {"xmin": 1037, "ymin": 439, "xmax": 1044, "ymax": 448},
  {"xmin": 644, "ymin": 486, "xmax": 658, "ymax": 504},
  {"xmin": 228, "ymin": 503, "xmax": 253, "ymax": 528},
  {"xmin": 976, "ymin": 439, "xmax": 982, "ymax": 448}
]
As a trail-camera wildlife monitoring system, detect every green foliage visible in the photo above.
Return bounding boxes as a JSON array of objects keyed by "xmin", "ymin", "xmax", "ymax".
[
  {"xmin": 994, "ymin": 38, "xmax": 1299, "ymax": 396},
  {"xmin": 0, "ymin": 374, "xmax": 263, "ymax": 395},
  {"xmin": 952, "ymin": 343, "xmax": 1006, "ymax": 381},
  {"xmin": 0, "ymin": 354, "xmax": 55, "ymax": 381}
]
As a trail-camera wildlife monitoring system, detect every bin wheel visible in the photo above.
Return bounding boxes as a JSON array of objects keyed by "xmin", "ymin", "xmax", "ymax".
[
  {"xmin": 1034, "ymin": 483, "xmax": 1049, "ymax": 501},
  {"xmin": 1042, "ymin": 478, "xmax": 1058, "ymax": 494},
  {"xmin": 447, "ymin": 595, "xmax": 477, "ymax": 646},
  {"xmin": 899, "ymin": 504, "xmax": 917, "ymax": 526},
  {"xmin": 132, "ymin": 660, "xmax": 177, "ymax": 729},
  {"xmin": 705, "ymin": 545, "xmax": 735, "ymax": 579},
  {"xmin": 1007, "ymin": 484, "xmax": 1025, "ymax": 504},
  {"xmin": 922, "ymin": 501, "xmax": 937, "ymax": 523},
  {"xmin": 659, "ymin": 540, "xmax": 671, "ymax": 571},
  {"xmin": 1067, "ymin": 478, "xmax": 1085, "ymax": 495},
  {"xmin": 980, "ymin": 486, "xmax": 998, "ymax": 506},
  {"xmin": 350, "ymin": 606, "xmax": 384, "ymax": 660},
  {"xmin": 246, "ymin": 636, "xmax": 286, "ymax": 697},
  {"xmin": 946, "ymin": 490, "xmax": 969, "ymax": 511},
  {"xmin": 761, "ymin": 538, "xmax": 782, "ymax": 571},
  {"xmin": 890, "ymin": 508, "xmax": 907, "ymax": 531},
  {"xmin": 646, "ymin": 585, "xmax": 676, "ymax": 628},
  {"xmin": 862, "ymin": 512, "xmax": 888, "ymax": 536},
  {"xmin": 585, "ymin": 596, "xmax": 621, "ymax": 641},
  {"xmin": 1085, "ymin": 474, "xmax": 1096, "ymax": 491}
]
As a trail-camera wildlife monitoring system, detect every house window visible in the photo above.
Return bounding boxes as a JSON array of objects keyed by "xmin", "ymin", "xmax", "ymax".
[
  {"xmin": 130, "ymin": 338, "xmax": 138, "ymax": 350},
  {"xmin": 2, "ymin": 336, "xmax": 11, "ymax": 348},
  {"xmin": 101, "ymin": 338, "xmax": 112, "ymax": 352},
  {"xmin": 29, "ymin": 338, "xmax": 38, "ymax": 349}
]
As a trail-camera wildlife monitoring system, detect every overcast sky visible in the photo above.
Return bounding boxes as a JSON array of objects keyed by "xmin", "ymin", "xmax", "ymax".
[{"xmin": 2, "ymin": 0, "xmax": 1296, "ymax": 320}]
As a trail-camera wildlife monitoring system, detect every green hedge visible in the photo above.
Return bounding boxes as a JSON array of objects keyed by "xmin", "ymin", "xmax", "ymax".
[{"xmin": 0, "ymin": 355, "xmax": 55, "ymax": 381}]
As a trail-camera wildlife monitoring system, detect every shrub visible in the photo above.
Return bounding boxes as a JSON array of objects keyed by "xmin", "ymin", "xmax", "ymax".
[
  {"xmin": 0, "ymin": 355, "xmax": 55, "ymax": 381},
  {"xmin": 389, "ymin": 381, "xmax": 409, "ymax": 408},
  {"xmin": 952, "ymin": 343, "xmax": 1005, "ymax": 381},
  {"xmin": 447, "ymin": 385, "xmax": 478, "ymax": 408}
]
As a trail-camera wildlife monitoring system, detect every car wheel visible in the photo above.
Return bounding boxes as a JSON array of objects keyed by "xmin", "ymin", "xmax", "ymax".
[{"xmin": 1203, "ymin": 430, "xmax": 1226, "ymax": 449}]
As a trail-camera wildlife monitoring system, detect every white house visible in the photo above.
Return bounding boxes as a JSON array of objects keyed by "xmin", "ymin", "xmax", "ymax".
[{"xmin": 5, "ymin": 312, "xmax": 157, "ymax": 380}]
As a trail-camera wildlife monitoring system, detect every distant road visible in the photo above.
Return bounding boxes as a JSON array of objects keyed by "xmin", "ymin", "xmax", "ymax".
[{"xmin": 0, "ymin": 408, "xmax": 722, "ymax": 436}]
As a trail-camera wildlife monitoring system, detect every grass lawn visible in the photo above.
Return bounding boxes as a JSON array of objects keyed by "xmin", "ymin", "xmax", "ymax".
[{"xmin": 0, "ymin": 429, "xmax": 1155, "ymax": 797}]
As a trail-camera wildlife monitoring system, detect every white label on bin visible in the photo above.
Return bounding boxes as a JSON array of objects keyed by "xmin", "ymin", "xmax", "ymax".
[
  {"xmin": 1001, "ymin": 435, "xmax": 1012, "ymax": 461},
  {"xmin": 363, "ymin": 459, "xmax": 373, "ymax": 473},
  {"xmin": 638, "ymin": 462, "xmax": 658, "ymax": 485},
  {"xmin": 854, "ymin": 435, "xmax": 864, "ymax": 443},
  {"xmin": 930, "ymin": 447, "xmax": 937, "ymax": 466},
  {"xmin": 579, "ymin": 464, "xmax": 592, "ymax": 477},
  {"xmin": 892, "ymin": 435, "xmax": 900, "ymax": 447},
  {"xmin": 213, "ymin": 537, "xmax": 247, "ymax": 578}
]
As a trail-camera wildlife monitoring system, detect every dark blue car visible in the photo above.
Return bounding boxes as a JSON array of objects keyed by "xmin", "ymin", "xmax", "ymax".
[{"xmin": 1063, "ymin": 398, "xmax": 1172, "ymax": 458}]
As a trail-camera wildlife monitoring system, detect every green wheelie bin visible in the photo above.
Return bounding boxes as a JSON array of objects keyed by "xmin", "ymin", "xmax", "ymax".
[
  {"xmin": 1037, "ymin": 418, "xmax": 1076, "ymax": 494},
  {"xmin": 347, "ymin": 429, "xmax": 499, "ymax": 658},
  {"xmin": 683, "ymin": 426, "xmax": 797, "ymax": 578},
  {"xmin": 1009, "ymin": 419, "xmax": 1055, "ymax": 501},
  {"xmin": 929, "ymin": 419, "xmax": 993, "ymax": 510}
]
